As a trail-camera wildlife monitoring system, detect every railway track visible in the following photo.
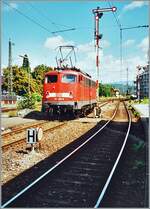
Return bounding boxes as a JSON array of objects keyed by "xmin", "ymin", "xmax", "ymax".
[
  {"xmin": 2, "ymin": 122, "xmax": 67, "ymax": 152},
  {"xmin": 2, "ymin": 121, "xmax": 49, "ymax": 138},
  {"xmin": 2, "ymin": 101, "xmax": 110, "ymax": 152},
  {"xmin": 2, "ymin": 100, "xmax": 132, "ymax": 207}
]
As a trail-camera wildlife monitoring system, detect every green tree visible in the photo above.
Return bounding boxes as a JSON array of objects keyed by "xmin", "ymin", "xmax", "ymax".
[
  {"xmin": 2, "ymin": 67, "xmax": 9, "ymax": 92},
  {"xmin": 32, "ymin": 64, "xmax": 52, "ymax": 95},
  {"xmin": 2, "ymin": 65, "xmax": 36, "ymax": 96},
  {"xmin": 99, "ymin": 84, "xmax": 112, "ymax": 97},
  {"xmin": 2, "ymin": 64, "xmax": 53, "ymax": 97}
]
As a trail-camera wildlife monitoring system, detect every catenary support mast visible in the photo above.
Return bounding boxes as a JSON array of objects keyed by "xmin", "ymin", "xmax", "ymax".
[{"xmin": 8, "ymin": 39, "xmax": 15, "ymax": 95}]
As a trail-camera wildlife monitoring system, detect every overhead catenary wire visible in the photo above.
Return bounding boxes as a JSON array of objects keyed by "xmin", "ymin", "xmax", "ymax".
[
  {"xmin": 3, "ymin": 1, "xmax": 76, "ymax": 36},
  {"xmin": 3, "ymin": 1, "xmax": 53, "ymax": 34},
  {"xmin": 107, "ymin": 1, "xmax": 123, "ymax": 91},
  {"xmin": 51, "ymin": 28, "xmax": 76, "ymax": 34},
  {"xmin": 121, "ymin": 25, "xmax": 149, "ymax": 30},
  {"xmin": 28, "ymin": 2, "xmax": 73, "ymax": 30},
  {"xmin": 26, "ymin": 2, "xmax": 76, "ymax": 41},
  {"xmin": 108, "ymin": 1, "xmax": 122, "ymax": 29}
]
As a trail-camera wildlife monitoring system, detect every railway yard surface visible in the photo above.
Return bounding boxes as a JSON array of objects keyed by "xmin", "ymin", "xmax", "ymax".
[{"xmin": 1, "ymin": 100, "xmax": 149, "ymax": 207}]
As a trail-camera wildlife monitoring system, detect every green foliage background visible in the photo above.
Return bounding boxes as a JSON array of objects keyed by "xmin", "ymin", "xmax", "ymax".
[
  {"xmin": 2, "ymin": 64, "xmax": 52, "ymax": 96},
  {"xmin": 99, "ymin": 84, "xmax": 113, "ymax": 97}
]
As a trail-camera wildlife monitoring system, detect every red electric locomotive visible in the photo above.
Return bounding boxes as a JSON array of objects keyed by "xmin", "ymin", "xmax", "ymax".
[{"xmin": 42, "ymin": 67, "xmax": 97, "ymax": 117}]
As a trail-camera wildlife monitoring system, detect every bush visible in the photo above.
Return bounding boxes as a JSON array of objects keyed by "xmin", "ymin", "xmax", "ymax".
[
  {"xmin": 17, "ymin": 95, "xmax": 36, "ymax": 109},
  {"xmin": 31, "ymin": 93, "xmax": 42, "ymax": 102}
]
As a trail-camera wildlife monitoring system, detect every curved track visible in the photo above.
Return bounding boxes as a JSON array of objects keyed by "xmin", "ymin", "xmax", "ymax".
[{"xmin": 2, "ymin": 100, "xmax": 131, "ymax": 208}]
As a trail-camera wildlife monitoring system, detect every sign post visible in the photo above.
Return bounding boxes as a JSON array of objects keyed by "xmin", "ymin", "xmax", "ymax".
[{"xmin": 26, "ymin": 127, "xmax": 43, "ymax": 152}]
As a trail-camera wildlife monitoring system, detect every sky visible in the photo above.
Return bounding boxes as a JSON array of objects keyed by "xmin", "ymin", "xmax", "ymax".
[{"xmin": 2, "ymin": 0, "xmax": 149, "ymax": 83}]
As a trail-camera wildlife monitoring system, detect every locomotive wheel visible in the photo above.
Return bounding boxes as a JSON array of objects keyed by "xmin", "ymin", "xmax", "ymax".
[
  {"xmin": 48, "ymin": 108, "xmax": 54, "ymax": 120},
  {"xmin": 73, "ymin": 110, "xmax": 80, "ymax": 118}
]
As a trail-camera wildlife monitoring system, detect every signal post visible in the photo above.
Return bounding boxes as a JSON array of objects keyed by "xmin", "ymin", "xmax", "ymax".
[{"xmin": 92, "ymin": 6, "xmax": 117, "ymax": 101}]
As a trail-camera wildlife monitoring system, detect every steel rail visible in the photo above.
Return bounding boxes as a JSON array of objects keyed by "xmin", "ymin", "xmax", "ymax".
[
  {"xmin": 2, "ymin": 100, "xmax": 109, "ymax": 138},
  {"xmin": 94, "ymin": 101, "xmax": 132, "ymax": 208},
  {"xmin": 99, "ymin": 101, "xmax": 109, "ymax": 107},
  {"xmin": 2, "ymin": 122, "xmax": 67, "ymax": 151},
  {"xmin": 2, "ymin": 121, "xmax": 49, "ymax": 137},
  {"xmin": 2, "ymin": 101, "xmax": 109, "ymax": 149},
  {"xmin": 1, "ymin": 101, "xmax": 120, "ymax": 208}
]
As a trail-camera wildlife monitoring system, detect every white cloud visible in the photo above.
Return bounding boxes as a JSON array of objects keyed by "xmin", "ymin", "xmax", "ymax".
[
  {"xmin": 44, "ymin": 35, "xmax": 74, "ymax": 50},
  {"xmin": 77, "ymin": 40, "xmax": 110, "ymax": 54},
  {"xmin": 99, "ymin": 54, "xmax": 148, "ymax": 83},
  {"xmin": 101, "ymin": 40, "xmax": 111, "ymax": 48},
  {"xmin": 137, "ymin": 37, "xmax": 149, "ymax": 53},
  {"xmin": 123, "ymin": 1, "xmax": 148, "ymax": 11},
  {"xmin": 77, "ymin": 41, "xmax": 94, "ymax": 53},
  {"xmin": 123, "ymin": 39, "xmax": 135, "ymax": 47}
]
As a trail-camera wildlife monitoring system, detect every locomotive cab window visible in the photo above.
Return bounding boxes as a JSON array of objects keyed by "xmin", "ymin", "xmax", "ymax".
[
  {"xmin": 62, "ymin": 74, "xmax": 76, "ymax": 83},
  {"xmin": 79, "ymin": 75, "xmax": 83, "ymax": 82},
  {"xmin": 45, "ymin": 75, "xmax": 57, "ymax": 83}
]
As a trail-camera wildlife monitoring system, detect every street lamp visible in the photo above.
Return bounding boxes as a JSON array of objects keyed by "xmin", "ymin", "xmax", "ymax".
[{"xmin": 136, "ymin": 65, "xmax": 142, "ymax": 102}]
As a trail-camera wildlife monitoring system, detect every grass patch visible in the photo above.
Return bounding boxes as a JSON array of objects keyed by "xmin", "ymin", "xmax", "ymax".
[
  {"xmin": 132, "ymin": 141, "xmax": 145, "ymax": 152},
  {"xmin": 132, "ymin": 98, "xmax": 149, "ymax": 104},
  {"xmin": 128, "ymin": 105, "xmax": 140, "ymax": 118},
  {"xmin": 8, "ymin": 111, "xmax": 18, "ymax": 117},
  {"xmin": 132, "ymin": 160, "xmax": 145, "ymax": 169},
  {"xmin": 34, "ymin": 102, "xmax": 42, "ymax": 111}
]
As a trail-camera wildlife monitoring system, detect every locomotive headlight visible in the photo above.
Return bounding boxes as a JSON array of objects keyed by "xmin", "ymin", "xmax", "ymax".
[
  {"xmin": 46, "ymin": 91, "xmax": 49, "ymax": 95},
  {"xmin": 69, "ymin": 92, "xmax": 73, "ymax": 98}
]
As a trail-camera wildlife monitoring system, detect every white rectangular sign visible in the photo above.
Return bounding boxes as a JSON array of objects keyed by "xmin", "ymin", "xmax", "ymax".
[{"xmin": 26, "ymin": 128, "xmax": 37, "ymax": 144}]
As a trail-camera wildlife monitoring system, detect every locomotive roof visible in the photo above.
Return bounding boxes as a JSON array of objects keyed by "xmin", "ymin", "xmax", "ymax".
[{"xmin": 45, "ymin": 67, "xmax": 92, "ymax": 79}]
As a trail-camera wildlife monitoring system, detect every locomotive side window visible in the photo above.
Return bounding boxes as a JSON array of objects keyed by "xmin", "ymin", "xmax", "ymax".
[
  {"xmin": 79, "ymin": 75, "xmax": 84, "ymax": 84},
  {"xmin": 62, "ymin": 74, "xmax": 76, "ymax": 83},
  {"xmin": 85, "ymin": 78, "xmax": 90, "ymax": 87},
  {"xmin": 91, "ymin": 80, "xmax": 96, "ymax": 87},
  {"xmin": 45, "ymin": 75, "xmax": 57, "ymax": 83}
]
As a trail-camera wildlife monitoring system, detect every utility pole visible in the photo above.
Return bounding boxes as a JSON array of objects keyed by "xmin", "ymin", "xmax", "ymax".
[
  {"xmin": 126, "ymin": 67, "xmax": 129, "ymax": 95},
  {"xmin": 92, "ymin": 6, "xmax": 117, "ymax": 101},
  {"xmin": 136, "ymin": 65, "xmax": 142, "ymax": 102},
  {"xmin": 8, "ymin": 39, "xmax": 14, "ymax": 96}
]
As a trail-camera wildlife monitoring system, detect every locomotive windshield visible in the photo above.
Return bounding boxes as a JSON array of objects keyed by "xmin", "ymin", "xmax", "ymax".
[
  {"xmin": 45, "ymin": 75, "xmax": 57, "ymax": 83},
  {"xmin": 62, "ymin": 74, "xmax": 76, "ymax": 83}
]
